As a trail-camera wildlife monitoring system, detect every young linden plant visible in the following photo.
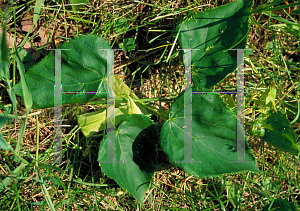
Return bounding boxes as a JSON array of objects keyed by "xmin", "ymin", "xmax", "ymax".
[{"xmin": 6, "ymin": 0, "xmax": 298, "ymax": 207}]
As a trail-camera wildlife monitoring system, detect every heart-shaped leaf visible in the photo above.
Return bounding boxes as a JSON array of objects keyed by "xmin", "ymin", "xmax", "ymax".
[
  {"xmin": 176, "ymin": 0, "xmax": 253, "ymax": 91},
  {"xmin": 13, "ymin": 34, "xmax": 112, "ymax": 109},
  {"xmin": 98, "ymin": 114, "xmax": 158, "ymax": 204},
  {"xmin": 262, "ymin": 110, "xmax": 300, "ymax": 156},
  {"xmin": 160, "ymin": 91, "xmax": 259, "ymax": 178}
]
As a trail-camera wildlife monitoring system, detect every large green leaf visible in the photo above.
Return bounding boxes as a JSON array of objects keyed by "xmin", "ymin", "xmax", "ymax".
[
  {"xmin": 176, "ymin": 0, "xmax": 253, "ymax": 91},
  {"xmin": 98, "ymin": 114, "xmax": 158, "ymax": 204},
  {"xmin": 262, "ymin": 110, "xmax": 300, "ymax": 156},
  {"xmin": 13, "ymin": 34, "xmax": 112, "ymax": 109},
  {"xmin": 160, "ymin": 91, "xmax": 259, "ymax": 178}
]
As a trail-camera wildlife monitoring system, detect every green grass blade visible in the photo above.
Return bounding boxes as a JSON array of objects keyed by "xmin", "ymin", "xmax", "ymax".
[
  {"xmin": 36, "ymin": 167, "xmax": 56, "ymax": 211},
  {"xmin": 0, "ymin": 132, "xmax": 13, "ymax": 150},
  {"xmin": 1, "ymin": 7, "xmax": 18, "ymax": 115},
  {"xmin": 0, "ymin": 20, "xmax": 9, "ymax": 80},
  {"xmin": 15, "ymin": 49, "xmax": 32, "ymax": 115},
  {"xmin": 0, "ymin": 162, "xmax": 27, "ymax": 193},
  {"xmin": 15, "ymin": 118, "xmax": 28, "ymax": 156},
  {"xmin": 33, "ymin": 0, "xmax": 45, "ymax": 24}
]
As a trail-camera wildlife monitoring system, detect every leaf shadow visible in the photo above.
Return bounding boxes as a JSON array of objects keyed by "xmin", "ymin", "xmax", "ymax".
[{"xmin": 132, "ymin": 124, "xmax": 159, "ymax": 174}]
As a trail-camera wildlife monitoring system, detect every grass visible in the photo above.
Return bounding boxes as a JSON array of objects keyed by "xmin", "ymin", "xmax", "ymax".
[{"xmin": 0, "ymin": 0, "xmax": 300, "ymax": 210}]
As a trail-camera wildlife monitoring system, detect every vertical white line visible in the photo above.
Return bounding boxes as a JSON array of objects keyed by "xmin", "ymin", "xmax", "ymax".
[
  {"xmin": 54, "ymin": 49, "xmax": 62, "ymax": 163},
  {"xmin": 99, "ymin": 49, "xmax": 124, "ymax": 163},
  {"xmin": 176, "ymin": 49, "xmax": 200, "ymax": 164},
  {"xmin": 106, "ymin": 49, "xmax": 117, "ymax": 163},
  {"xmin": 229, "ymin": 49, "xmax": 252, "ymax": 163}
]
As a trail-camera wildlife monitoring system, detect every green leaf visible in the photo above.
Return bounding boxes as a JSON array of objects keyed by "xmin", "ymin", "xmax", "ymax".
[
  {"xmin": 0, "ymin": 21, "xmax": 18, "ymax": 114},
  {"xmin": 251, "ymin": 0, "xmax": 284, "ymax": 14},
  {"xmin": 0, "ymin": 162, "xmax": 27, "ymax": 194},
  {"xmin": 160, "ymin": 91, "xmax": 259, "ymax": 178},
  {"xmin": 157, "ymin": 108, "xmax": 169, "ymax": 122},
  {"xmin": 261, "ymin": 199, "xmax": 297, "ymax": 211},
  {"xmin": 38, "ymin": 163, "xmax": 64, "ymax": 173},
  {"xmin": 114, "ymin": 74, "xmax": 148, "ymax": 115},
  {"xmin": 15, "ymin": 48, "xmax": 33, "ymax": 116},
  {"xmin": 119, "ymin": 38, "xmax": 136, "ymax": 52},
  {"xmin": 114, "ymin": 74, "xmax": 138, "ymax": 99},
  {"xmin": 225, "ymin": 181, "xmax": 240, "ymax": 209},
  {"xmin": 0, "ymin": 133, "xmax": 12, "ymax": 150},
  {"xmin": 0, "ymin": 109, "xmax": 8, "ymax": 129},
  {"xmin": 127, "ymin": 95, "xmax": 142, "ymax": 115},
  {"xmin": 77, "ymin": 74, "xmax": 148, "ymax": 137},
  {"xmin": 13, "ymin": 35, "xmax": 112, "ymax": 109},
  {"xmin": 266, "ymin": 87, "xmax": 276, "ymax": 109},
  {"xmin": 285, "ymin": 99, "xmax": 299, "ymax": 122},
  {"xmin": 0, "ymin": 116, "xmax": 8, "ymax": 129},
  {"xmin": 69, "ymin": 0, "xmax": 89, "ymax": 11},
  {"xmin": 48, "ymin": 176, "xmax": 67, "ymax": 190},
  {"xmin": 222, "ymin": 95, "xmax": 236, "ymax": 110},
  {"xmin": 98, "ymin": 114, "xmax": 158, "ymax": 205},
  {"xmin": 271, "ymin": 24, "xmax": 300, "ymax": 39},
  {"xmin": 114, "ymin": 18, "xmax": 130, "ymax": 34},
  {"xmin": 16, "ymin": 48, "xmax": 34, "ymax": 70},
  {"xmin": 0, "ymin": 23, "xmax": 9, "ymax": 81},
  {"xmin": 251, "ymin": 113, "xmax": 269, "ymax": 138},
  {"xmin": 176, "ymin": 0, "xmax": 253, "ymax": 91},
  {"xmin": 36, "ymin": 168, "xmax": 56, "ymax": 211},
  {"xmin": 77, "ymin": 104, "xmax": 128, "ymax": 137},
  {"xmin": 262, "ymin": 110, "xmax": 300, "ymax": 156}
]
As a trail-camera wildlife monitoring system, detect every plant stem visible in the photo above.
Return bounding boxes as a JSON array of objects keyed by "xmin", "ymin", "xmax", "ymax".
[{"xmin": 88, "ymin": 97, "xmax": 176, "ymax": 105}]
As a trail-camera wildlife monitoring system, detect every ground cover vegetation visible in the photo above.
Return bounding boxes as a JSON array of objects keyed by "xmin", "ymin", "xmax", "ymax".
[{"xmin": 0, "ymin": 0, "xmax": 300, "ymax": 210}]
